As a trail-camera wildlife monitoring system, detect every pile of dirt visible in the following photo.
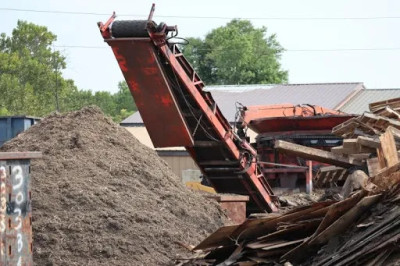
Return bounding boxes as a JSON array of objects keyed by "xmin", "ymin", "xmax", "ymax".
[{"xmin": 1, "ymin": 107, "xmax": 226, "ymax": 266}]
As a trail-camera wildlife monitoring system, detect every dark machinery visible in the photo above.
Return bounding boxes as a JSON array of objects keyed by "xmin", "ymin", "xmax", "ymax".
[
  {"xmin": 98, "ymin": 5, "xmax": 278, "ymax": 212},
  {"xmin": 238, "ymin": 104, "xmax": 355, "ymax": 190}
]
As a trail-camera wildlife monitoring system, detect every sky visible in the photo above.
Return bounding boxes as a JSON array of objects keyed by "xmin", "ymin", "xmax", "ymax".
[{"xmin": 2, "ymin": 0, "xmax": 400, "ymax": 93}]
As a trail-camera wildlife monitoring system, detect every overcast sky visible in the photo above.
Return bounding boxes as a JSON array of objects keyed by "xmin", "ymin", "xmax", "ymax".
[{"xmin": 2, "ymin": 0, "xmax": 400, "ymax": 93}]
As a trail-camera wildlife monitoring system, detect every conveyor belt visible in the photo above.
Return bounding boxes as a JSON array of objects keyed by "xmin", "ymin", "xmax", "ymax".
[
  {"xmin": 111, "ymin": 20, "xmax": 151, "ymax": 38},
  {"xmin": 99, "ymin": 8, "xmax": 279, "ymax": 212}
]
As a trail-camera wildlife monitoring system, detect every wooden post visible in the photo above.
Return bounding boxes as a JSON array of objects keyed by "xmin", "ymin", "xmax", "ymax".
[{"xmin": 274, "ymin": 140, "xmax": 362, "ymax": 168}]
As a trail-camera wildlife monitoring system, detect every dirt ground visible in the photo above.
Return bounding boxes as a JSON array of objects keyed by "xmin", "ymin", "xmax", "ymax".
[{"xmin": 1, "ymin": 107, "xmax": 226, "ymax": 266}]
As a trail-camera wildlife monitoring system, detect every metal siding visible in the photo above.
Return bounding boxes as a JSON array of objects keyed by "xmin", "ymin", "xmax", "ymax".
[
  {"xmin": 160, "ymin": 155, "xmax": 199, "ymax": 178},
  {"xmin": 0, "ymin": 120, "xmax": 6, "ymax": 144},
  {"xmin": 122, "ymin": 83, "xmax": 361, "ymax": 124},
  {"xmin": 0, "ymin": 117, "xmax": 36, "ymax": 147},
  {"xmin": 340, "ymin": 89, "xmax": 400, "ymax": 114}
]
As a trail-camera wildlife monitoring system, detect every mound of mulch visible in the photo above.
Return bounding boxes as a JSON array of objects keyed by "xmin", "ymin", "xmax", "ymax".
[{"xmin": 1, "ymin": 107, "xmax": 226, "ymax": 266}]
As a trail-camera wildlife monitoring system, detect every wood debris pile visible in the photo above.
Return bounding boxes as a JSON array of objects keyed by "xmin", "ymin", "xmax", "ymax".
[{"xmin": 178, "ymin": 98, "xmax": 400, "ymax": 265}]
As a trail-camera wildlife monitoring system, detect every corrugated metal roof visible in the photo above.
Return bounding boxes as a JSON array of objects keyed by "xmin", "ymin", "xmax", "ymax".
[
  {"xmin": 121, "ymin": 82, "xmax": 363, "ymax": 124},
  {"xmin": 340, "ymin": 89, "xmax": 400, "ymax": 114}
]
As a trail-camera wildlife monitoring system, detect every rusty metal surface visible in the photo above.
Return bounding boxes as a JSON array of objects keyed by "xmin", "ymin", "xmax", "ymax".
[
  {"xmin": 99, "ymin": 7, "xmax": 278, "ymax": 212},
  {"xmin": 249, "ymin": 115, "xmax": 355, "ymax": 134},
  {"xmin": 219, "ymin": 201, "xmax": 247, "ymax": 225},
  {"xmin": 0, "ymin": 152, "xmax": 42, "ymax": 160},
  {"xmin": 105, "ymin": 39, "xmax": 194, "ymax": 148},
  {"xmin": 0, "ymin": 159, "xmax": 33, "ymax": 265}
]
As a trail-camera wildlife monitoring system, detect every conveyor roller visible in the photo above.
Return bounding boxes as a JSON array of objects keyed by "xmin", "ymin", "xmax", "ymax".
[{"xmin": 111, "ymin": 20, "xmax": 152, "ymax": 38}]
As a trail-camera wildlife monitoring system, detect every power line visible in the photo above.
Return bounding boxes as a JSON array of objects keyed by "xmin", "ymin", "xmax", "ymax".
[
  {"xmin": 54, "ymin": 45, "xmax": 400, "ymax": 52},
  {"xmin": 55, "ymin": 45, "xmax": 106, "ymax": 49},
  {"xmin": 1, "ymin": 7, "xmax": 400, "ymax": 21},
  {"xmin": 288, "ymin": 48, "xmax": 400, "ymax": 52}
]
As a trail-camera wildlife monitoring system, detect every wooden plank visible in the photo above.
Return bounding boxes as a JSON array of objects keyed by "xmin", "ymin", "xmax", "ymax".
[
  {"xmin": 232, "ymin": 202, "xmax": 332, "ymax": 241},
  {"xmin": 356, "ymin": 136, "xmax": 380, "ymax": 149},
  {"xmin": 319, "ymin": 166, "xmax": 345, "ymax": 172},
  {"xmin": 314, "ymin": 171, "xmax": 325, "ymax": 187},
  {"xmin": 249, "ymin": 219, "xmax": 321, "ymax": 247},
  {"xmin": 367, "ymin": 157, "xmax": 380, "ymax": 177},
  {"xmin": 330, "ymin": 169, "xmax": 348, "ymax": 183},
  {"xmin": 194, "ymin": 224, "xmax": 239, "ymax": 250},
  {"xmin": 309, "ymin": 194, "xmax": 381, "ymax": 246},
  {"xmin": 371, "ymin": 161, "xmax": 400, "ymax": 182},
  {"xmin": 0, "ymin": 152, "xmax": 42, "ymax": 160},
  {"xmin": 332, "ymin": 118, "xmax": 358, "ymax": 136},
  {"xmin": 387, "ymin": 125, "xmax": 400, "ymax": 139},
  {"xmin": 379, "ymin": 128, "xmax": 398, "ymax": 167},
  {"xmin": 362, "ymin": 112, "xmax": 400, "ymax": 130},
  {"xmin": 349, "ymin": 153, "xmax": 371, "ymax": 160},
  {"xmin": 376, "ymin": 146, "xmax": 387, "ymax": 169},
  {"xmin": 342, "ymin": 139, "xmax": 357, "ymax": 149},
  {"xmin": 331, "ymin": 145, "xmax": 374, "ymax": 155},
  {"xmin": 261, "ymin": 238, "xmax": 305, "ymax": 251},
  {"xmin": 378, "ymin": 106, "xmax": 400, "ymax": 119},
  {"xmin": 369, "ymin": 97, "xmax": 400, "ymax": 113},
  {"xmin": 275, "ymin": 140, "xmax": 362, "ymax": 168},
  {"xmin": 311, "ymin": 190, "xmax": 366, "ymax": 237}
]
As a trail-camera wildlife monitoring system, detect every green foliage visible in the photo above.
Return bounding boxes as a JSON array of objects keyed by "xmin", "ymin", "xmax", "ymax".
[
  {"xmin": 0, "ymin": 107, "xmax": 10, "ymax": 116},
  {"xmin": 115, "ymin": 81, "xmax": 137, "ymax": 113},
  {"xmin": 0, "ymin": 21, "xmax": 137, "ymax": 122},
  {"xmin": 182, "ymin": 19, "xmax": 288, "ymax": 85}
]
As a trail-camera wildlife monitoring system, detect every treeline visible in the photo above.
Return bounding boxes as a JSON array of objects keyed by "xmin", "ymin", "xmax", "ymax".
[{"xmin": 0, "ymin": 21, "xmax": 136, "ymax": 122}]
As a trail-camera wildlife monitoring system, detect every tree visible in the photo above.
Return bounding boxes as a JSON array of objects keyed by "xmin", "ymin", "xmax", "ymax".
[
  {"xmin": 114, "ymin": 81, "xmax": 136, "ymax": 113},
  {"xmin": 182, "ymin": 19, "xmax": 288, "ymax": 85},
  {"xmin": 0, "ymin": 21, "xmax": 68, "ymax": 115},
  {"xmin": 0, "ymin": 21, "xmax": 136, "ymax": 122}
]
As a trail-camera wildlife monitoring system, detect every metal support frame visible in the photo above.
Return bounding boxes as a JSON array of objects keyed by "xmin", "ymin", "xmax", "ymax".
[{"xmin": 99, "ymin": 5, "xmax": 278, "ymax": 212}]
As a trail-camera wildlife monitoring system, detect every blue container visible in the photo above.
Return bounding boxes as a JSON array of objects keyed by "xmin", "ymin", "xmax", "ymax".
[{"xmin": 0, "ymin": 116, "xmax": 40, "ymax": 146}]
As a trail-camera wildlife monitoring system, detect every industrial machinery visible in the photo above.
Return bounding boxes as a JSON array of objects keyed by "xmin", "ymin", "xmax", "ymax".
[
  {"xmin": 98, "ymin": 5, "xmax": 354, "ymax": 212},
  {"xmin": 99, "ymin": 5, "xmax": 278, "ymax": 212},
  {"xmin": 237, "ymin": 104, "xmax": 355, "ymax": 190}
]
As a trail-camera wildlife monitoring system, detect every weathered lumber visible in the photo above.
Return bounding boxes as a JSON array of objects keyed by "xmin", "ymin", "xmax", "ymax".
[
  {"xmin": 361, "ymin": 112, "xmax": 400, "ymax": 131},
  {"xmin": 314, "ymin": 166, "xmax": 348, "ymax": 187},
  {"xmin": 349, "ymin": 153, "xmax": 371, "ymax": 160},
  {"xmin": 0, "ymin": 152, "xmax": 42, "ymax": 160},
  {"xmin": 189, "ymin": 182, "xmax": 400, "ymax": 265},
  {"xmin": 332, "ymin": 117, "xmax": 358, "ymax": 136},
  {"xmin": 369, "ymin": 97, "xmax": 400, "ymax": 113},
  {"xmin": 309, "ymin": 194, "xmax": 381, "ymax": 245},
  {"xmin": 367, "ymin": 157, "xmax": 380, "ymax": 177},
  {"xmin": 275, "ymin": 140, "xmax": 362, "ymax": 168},
  {"xmin": 331, "ymin": 145, "xmax": 374, "ymax": 155},
  {"xmin": 377, "ymin": 106, "xmax": 400, "ymax": 119},
  {"xmin": 342, "ymin": 139, "xmax": 357, "ymax": 149},
  {"xmin": 319, "ymin": 166, "xmax": 345, "ymax": 172},
  {"xmin": 356, "ymin": 136, "xmax": 380, "ymax": 149},
  {"xmin": 379, "ymin": 128, "xmax": 398, "ymax": 168},
  {"xmin": 194, "ymin": 224, "xmax": 239, "ymax": 250},
  {"xmin": 387, "ymin": 125, "xmax": 400, "ymax": 138},
  {"xmin": 371, "ymin": 162, "xmax": 400, "ymax": 182},
  {"xmin": 312, "ymin": 191, "xmax": 366, "ymax": 237}
]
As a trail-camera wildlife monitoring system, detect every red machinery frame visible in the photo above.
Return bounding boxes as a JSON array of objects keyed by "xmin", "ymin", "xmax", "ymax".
[{"xmin": 99, "ymin": 4, "xmax": 278, "ymax": 212}]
